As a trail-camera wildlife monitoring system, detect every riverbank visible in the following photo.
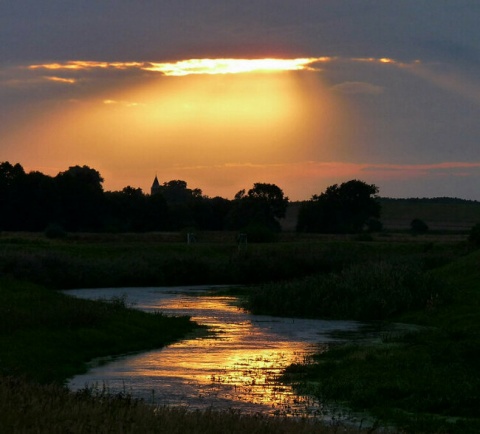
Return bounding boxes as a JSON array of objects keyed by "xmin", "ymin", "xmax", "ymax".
[
  {"xmin": 274, "ymin": 250, "xmax": 480, "ymax": 433},
  {"xmin": 0, "ymin": 278, "xmax": 197, "ymax": 383}
]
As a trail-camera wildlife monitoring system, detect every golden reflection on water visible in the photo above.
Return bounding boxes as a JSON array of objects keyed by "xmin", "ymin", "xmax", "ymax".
[
  {"xmin": 130, "ymin": 294, "xmax": 325, "ymax": 414},
  {"xmin": 68, "ymin": 288, "xmax": 358, "ymax": 417}
]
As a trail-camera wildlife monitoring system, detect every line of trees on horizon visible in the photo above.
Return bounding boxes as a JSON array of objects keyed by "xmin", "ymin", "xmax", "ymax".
[{"xmin": 0, "ymin": 161, "xmax": 382, "ymax": 238}]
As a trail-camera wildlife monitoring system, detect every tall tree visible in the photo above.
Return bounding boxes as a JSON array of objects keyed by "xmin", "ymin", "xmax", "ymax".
[
  {"xmin": 227, "ymin": 182, "xmax": 289, "ymax": 232},
  {"xmin": 104, "ymin": 187, "xmax": 150, "ymax": 232},
  {"xmin": 55, "ymin": 165, "xmax": 105, "ymax": 231},
  {"xmin": 157, "ymin": 180, "xmax": 202, "ymax": 204},
  {"xmin": 0, "ymin": 162, "xmax": 26, "ymax": 230},
  {"xmin": 297, "ymin": 180, "xmax": 380, "ymax": 233}
]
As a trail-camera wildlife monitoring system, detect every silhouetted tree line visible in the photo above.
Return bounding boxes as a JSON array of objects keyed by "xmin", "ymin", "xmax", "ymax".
[
  {"xmin": 0, "ymin": 162, "xmax": 381, "ymax": 236},
  {"xmin": 0, "ymin": 162, "xmax": 291, "ymax": 235}
]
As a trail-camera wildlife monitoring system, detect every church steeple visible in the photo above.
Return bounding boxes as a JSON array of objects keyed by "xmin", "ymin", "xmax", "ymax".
[{"xmin": 151, "ymin": 175, "xmax": 161, "ymax": 195}]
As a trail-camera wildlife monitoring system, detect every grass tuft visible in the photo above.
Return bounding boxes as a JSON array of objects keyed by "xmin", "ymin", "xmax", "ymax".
[{"xmin": 0, "ymin": 376, "xmax": 379, "ymax": 434}]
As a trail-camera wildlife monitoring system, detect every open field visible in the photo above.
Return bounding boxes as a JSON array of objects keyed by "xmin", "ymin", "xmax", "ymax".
[
  {"xmin": 282, "ymin": 199, "xmax": 480, "ymax": 232},
  {"xmin": 379, "ymin": 199, "xmax": 480, "ymax": 231}
]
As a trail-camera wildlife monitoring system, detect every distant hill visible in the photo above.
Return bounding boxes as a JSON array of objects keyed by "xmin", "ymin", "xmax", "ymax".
[
  {"xmin": 379, "ymin": 197, "xmax": 480, "ymax": 231},
  {"xmin": 380, "ymin": 197, "xmax": 480, "ymax": 205},
  {"xmin": 281, "ymin": 197, "xmax": 480, "ymax": 232}
]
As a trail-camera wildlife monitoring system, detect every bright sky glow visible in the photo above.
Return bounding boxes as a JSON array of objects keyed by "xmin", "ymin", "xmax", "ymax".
[
  {"xmin": 27, "ymin": 57, "xmax": 330, "ymax": 76},
  {"xmin": 143, "ymin": 57, "xmax": 329, "ymax": 76},
  {"xmin": 3, "ymin": 0, "xmax": 480, "ymax": 201},
  {"xmin": 4, "ymin": 51, "xmax": 480, "ymax": 199}
]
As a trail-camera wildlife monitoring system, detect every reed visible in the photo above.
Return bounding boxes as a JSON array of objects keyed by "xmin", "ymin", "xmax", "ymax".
[
  {"xmin": 0, "ymin": 232, "xmax": 461, "ymax": 289},
  {"xmin": 245, "ymin": 260, "xmax": 448, "ymax": 320},
  {"xmin": 0, "ymin": 376, "xmax": 393, "ymax": 434}
]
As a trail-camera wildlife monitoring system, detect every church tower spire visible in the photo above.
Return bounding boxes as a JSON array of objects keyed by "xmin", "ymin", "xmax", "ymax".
[{"xmin": 151, "ymin": 175, "xmax": 161, "ymax": 195}]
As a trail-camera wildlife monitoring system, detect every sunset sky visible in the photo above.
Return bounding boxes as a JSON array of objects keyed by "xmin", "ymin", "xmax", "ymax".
[{"xmin": 1, "ymin": 1, "xmax": 479, "ymax": 200}]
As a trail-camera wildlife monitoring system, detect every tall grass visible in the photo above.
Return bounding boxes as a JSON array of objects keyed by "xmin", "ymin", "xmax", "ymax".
[
  {"xmin": 0, "ymin": 377, "xmax": 381, "ymax": 434},
  {"xmin": 246, "ymin": 260, "xmax": 448, "ymax": 320},
  {"xmin": 0, "ymin": 232, "xmax": 461, "ymax": 289}
]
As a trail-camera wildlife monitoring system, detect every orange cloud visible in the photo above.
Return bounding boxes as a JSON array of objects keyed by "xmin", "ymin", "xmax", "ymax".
[
  {"xmin": 27, "ymin": 56, "xmax": 419, "ymax": 76},
  {"xmin": 351, "ymin": 57, "xmax": 419, "ymax": 67},
  {"xmin": 27, "ymin": 58, "xmax": 331, "ymax": 76},
  {"xmin": 28, "ymin": 61, "xmax": 145, "ymax": 71},
  {"xmin": 43, "ymin": 76, "xmax": 77, "ymax": 84}
]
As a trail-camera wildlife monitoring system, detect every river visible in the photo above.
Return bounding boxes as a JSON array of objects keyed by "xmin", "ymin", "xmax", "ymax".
[{"xmin": 65, "ymin": 286, "xmax": 363, "ymax": 418}]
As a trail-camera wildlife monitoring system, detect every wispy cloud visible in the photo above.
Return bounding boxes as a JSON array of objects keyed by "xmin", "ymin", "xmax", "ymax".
[
  {"xmin": 332, "ymin": 81, "xmax": 384, "ymax": 95},
  {"xmin": 361, "ymin": 162, "xmax": 480, "ymax": 172},
  {"xmin": 43, "ymin": 76, "xmax": 77, "ymax": 84},
  {"xmin": 172, "ymin": 160, "xmax": 480, "ymax": 177},
  {"xmin": 157, "ymin": 160, "xmax": 480, "ymax": 200},
  {"xmin": 351, "ymin": 57, "xmax": 419, "ymax": 67},
  {"xmin": 28, "ymin": 61, "xmax": 145, "ymax": 71},
  {"xmin": 103, "ymin": 99, "xmax": 143, "ymax": 107}
]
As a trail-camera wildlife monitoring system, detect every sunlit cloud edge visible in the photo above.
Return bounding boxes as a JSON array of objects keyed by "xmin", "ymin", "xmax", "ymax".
[{"xmin": 25, "ymin": 56, "xmax": 418, "ymax": 77}]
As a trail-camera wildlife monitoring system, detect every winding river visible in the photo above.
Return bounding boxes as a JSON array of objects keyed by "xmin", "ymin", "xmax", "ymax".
[{"xmin": 65, "ymin": 286, "xmax": 362, "ymax": 417}]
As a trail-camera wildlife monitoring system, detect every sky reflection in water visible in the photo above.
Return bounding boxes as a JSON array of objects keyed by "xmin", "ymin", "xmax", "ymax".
[{"xmin": 67, "ymin": 287, "xmax": 360, "ymax": 416}]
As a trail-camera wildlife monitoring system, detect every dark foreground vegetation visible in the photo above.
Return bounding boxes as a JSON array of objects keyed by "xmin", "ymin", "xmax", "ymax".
[
  {"xmin": 0, "ymin": 377, "xmax": 370, "ymax": 434},
  {"xmin": 0, "ymin": 233, "xmax": 403, "ymax": 433},
  {"xmin": 262, "ymin": 250, "xmax": 480, "ymax": 433},
  {"xmin": 1, "ymin": 229, "xmax": 480, "ymax": 432},
  {"xmin": 0, "ymin": 277, "xmax": 196, "ymax": 383},
  {"xmin": 245, "ymin": 260, "xmax": 447, "ymax": 320}
]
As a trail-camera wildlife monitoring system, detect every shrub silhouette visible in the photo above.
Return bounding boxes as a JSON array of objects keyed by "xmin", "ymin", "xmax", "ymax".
[
  {"xmin": 44, "ymin": 223, "xmax": 67, "ymax": 239},
  {"xmin": 469, "ymin": 223, "xmax": 480, "ymax": 246},
  {"xmin": 411, "ymin": 218, "xmax": 428, "ymax": 234}
]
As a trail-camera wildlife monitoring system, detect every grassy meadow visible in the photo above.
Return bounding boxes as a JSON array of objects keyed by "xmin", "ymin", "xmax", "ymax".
[{"xmin": 0, "ymin": 223, "xmax": 479, "ymax": 433}]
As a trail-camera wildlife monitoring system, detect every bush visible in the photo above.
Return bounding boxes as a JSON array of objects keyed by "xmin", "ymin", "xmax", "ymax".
[
  {"xmin": 410, "ymin": 218, "xmax": 428, "ymax": 234},
  {"xmin": 366, "ymin": 218, "xmax": 383, "ymax": 233},
  {"xmin": 468, "ymin": 223, "xmax": 480, "ymax": 246},
  {"xmin": 44, "ymin": 223, "xmax": 67, "ymax": 239},
  {"xmin": 243, "ymin": 223, "xmax": 278, "ymax": 243}
]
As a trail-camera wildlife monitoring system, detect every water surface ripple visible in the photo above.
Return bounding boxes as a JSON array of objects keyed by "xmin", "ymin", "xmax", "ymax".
[{"xmin": 66, "ymin": 286, "xmax": 361, "ymax": 417}]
